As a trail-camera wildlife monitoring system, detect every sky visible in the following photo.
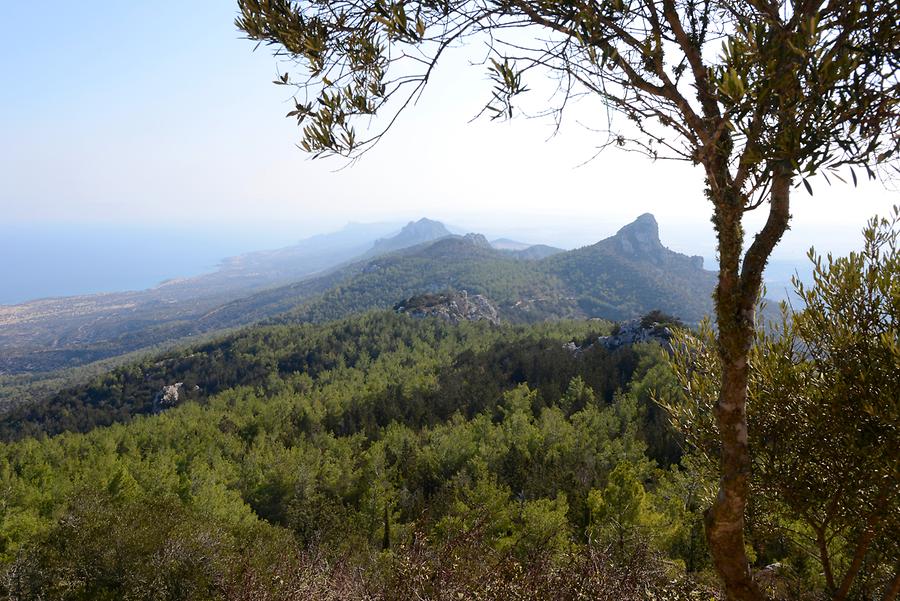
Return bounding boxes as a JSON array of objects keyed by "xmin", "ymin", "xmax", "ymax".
[{"xmin": 2, "ymin": 1, "xmax": 898, "ymax": 299}]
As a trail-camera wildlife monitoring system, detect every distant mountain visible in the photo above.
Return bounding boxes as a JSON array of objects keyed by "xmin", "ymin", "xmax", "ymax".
[
  {"xmin": 190, "ymin": 232, "xmax": 539, "ymax": 330},
  {"xmin": 201, "ymin": 214, "xmax": 715, "ymax": 329},
  {"xmin": 509, "ymin": 244, "xmax": 565, "ymax": 261},
  {"xmin": 366, "ymin": 218, "xmax": 451, "ymax": 256},
  {"xmin": 543, "ymin": 213, "xmax": 714, "ymax": 320},
  {"xmin": 214, "ymin": 221, "xmax": 401, "ymax": 283},
  {"xmin": 491, "ymin": 238, "xmax": 564, "ymax": 260},
  {"xmin": 491, "ymin": 238, "xmax": 532, "ymax": 251},
  {"xmin": 0, "ymin": 214, "xmax": 715, "ymax": 379}
]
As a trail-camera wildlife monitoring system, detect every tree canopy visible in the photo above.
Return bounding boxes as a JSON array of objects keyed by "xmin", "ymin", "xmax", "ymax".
[
  {"xmin": 235, "ymin": 2, "xmax": 899, "ymax": 598},
  {"xmin": 664, "ymin": 208, "xmax": 900, "ymax": 601},
  {"xmin": 236, "ymin": 0, "xmax": 898, "ymax": 176}
]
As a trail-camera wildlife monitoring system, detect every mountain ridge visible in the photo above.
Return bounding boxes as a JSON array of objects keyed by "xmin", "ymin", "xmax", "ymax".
[
  {"xmin": 0, "ymin": 214, "xmax": 715, "ymax": 378},
  {"xmin": 214, "ymin": 213, "xmax": 715, "ymax": 328}
]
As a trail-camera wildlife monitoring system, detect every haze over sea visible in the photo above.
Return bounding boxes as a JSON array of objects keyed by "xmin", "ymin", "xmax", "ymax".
[
  {"xmin": 0, "ymin": 224, "xmax": 312, "ymax": 305},
  {"xmin": 3, "ymin": 218, "xmax": 820, "ymax": 307}
]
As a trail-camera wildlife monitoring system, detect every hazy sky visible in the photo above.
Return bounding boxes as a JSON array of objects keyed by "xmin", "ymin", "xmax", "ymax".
[{"xmin": 2, "ymin": 1, "xmax": 897, "ymax": 260}]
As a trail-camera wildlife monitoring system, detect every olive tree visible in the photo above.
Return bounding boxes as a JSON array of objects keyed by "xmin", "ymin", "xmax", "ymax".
[
  {"xmin": 663, "ymin": 208, "xmax": 900, "ymax": 600},
  {"xmin": 235, "ymin": 1, "xmax": 899, "ymax": 598}
]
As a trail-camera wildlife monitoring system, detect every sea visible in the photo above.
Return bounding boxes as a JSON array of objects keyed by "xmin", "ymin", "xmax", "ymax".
[{"xmin": 0, "ymin": 224, "xmax": 304, "ymax": 305}]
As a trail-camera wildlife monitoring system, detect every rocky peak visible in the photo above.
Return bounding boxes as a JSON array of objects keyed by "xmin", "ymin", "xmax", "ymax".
[
  {"xmin": 368, "ymin": 218, "xmax": 452, "ymax": 256},
  {"xmin": 613, "ymin": 213, "xmax": 665, "ymax": 258},
  {"xmin": 400, "ymin": 218, "xmax": 451, "ymax": 239}
]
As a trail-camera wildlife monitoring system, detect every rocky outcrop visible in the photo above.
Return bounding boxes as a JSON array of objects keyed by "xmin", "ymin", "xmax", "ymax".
[
  {"xmin": 563, "ymin": 311, "xmax": 681, "ymax": 355},
  {"xmin": 395, "ymin": 290, "xmax": 500, "ymax": 325},
  {"xmin": 596, "ymin": 318, "xmax": 675, "ymax": 350},
  {"xmin": 153, "ymin": 382, "xmax": 184, "ymax": 412},
  {"xmin": 562, "ymin": 341, "xmax": 583, "ymax": 356}
]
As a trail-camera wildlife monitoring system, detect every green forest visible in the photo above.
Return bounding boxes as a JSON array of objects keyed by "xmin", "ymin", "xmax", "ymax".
[
  {"xmin": 3, "ymin": 0, "xmax": 899, "ymax": 597},
  {"xmin": 2, "ymin": 211, "xmax": 897, "ymax": 600},
  {"xmin": 2, "ymin": 313, "xmax": 709, "ymax": 598}
]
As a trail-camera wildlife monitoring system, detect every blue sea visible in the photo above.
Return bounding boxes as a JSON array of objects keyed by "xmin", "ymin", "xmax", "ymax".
[{"xmin": 0, "ymin": 224, "xmax": 305, "ymax": 305}]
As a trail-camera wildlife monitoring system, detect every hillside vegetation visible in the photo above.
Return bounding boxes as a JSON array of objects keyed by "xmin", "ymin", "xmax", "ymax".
[
  {"xmin": 2, "ymin": 207, "xmax": 896, "ymax": 600},
  {"xmin": 0, "ymin": 311, "xmax": 714, "ymax": 599}
]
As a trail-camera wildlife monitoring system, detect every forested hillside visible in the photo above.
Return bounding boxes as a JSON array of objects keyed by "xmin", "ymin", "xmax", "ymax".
[
  {"xmin": 196, "ymin": 214, "xmax": 715, "ymax": 337},
  {"xmin": 8, "ymin": 298, "xmax": 889, "ymax": 600},
  {"xmin": 0, "ymin": 311, "xmax": 711, "ymax": 599},
  {"xmin": 2, "ymin": 236, "xmax": 896, "ymax": 600},
  {"xmin": 0, "ymin": 313, "xmax": 616, "ymax": 441}
]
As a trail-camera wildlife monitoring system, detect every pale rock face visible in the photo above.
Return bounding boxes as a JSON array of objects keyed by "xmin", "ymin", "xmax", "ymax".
[
  {"xmin": 153, "ymin": 382, "xmax": 184, "ymax": 412},
  {"xmin": 563, "ymin": 316, "xmax": 675, "ymax": 355},
  {"xmin": 562, "ymin": 341, "xmax": 582, "ymax": 356},
  {"xmin": 395, "ymin": 290, "xmax": 500, "ymax": 325},
  {"xmin": 596, "ymin": 318, "xmax": 674, "ymax": 350},
  {"xmin": 613, "ymin": 213, "xmax": 665, "ymax": 259}
]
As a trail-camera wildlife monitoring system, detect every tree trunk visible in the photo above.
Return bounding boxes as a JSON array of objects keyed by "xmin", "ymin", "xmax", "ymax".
[
  {"xmin": 816, "ymin": 525, "xmax": 837, "ymax": 593},
  {"xmin": 705, "ymin": 166, "xmax": 791, "ymax": 601},
  {"xmin": 382, "ymin": 503, "xmax": 391, "ymax": 550},
  {"xmin": 835, "ymin": 489, "xmax": 890, "ymax": 601},
  {"xmin": 705, "ymin": 186, "xmax": 763, "ymax": 601},
  {"xmin": 704, "ymin": 350, "xmax": 762, "ymax": 601}
]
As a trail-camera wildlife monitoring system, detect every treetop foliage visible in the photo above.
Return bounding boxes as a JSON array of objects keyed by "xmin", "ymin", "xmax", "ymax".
[
  {"xmin": 237, "ymin": 0, "xmax": 898, "ymax": 204},
  {"xmin": 0, "ymin": 311, "xmax": 715, "ymax": 599},
  {"xmin": 662, "ymin": 207, "xmax": 900, "ymax": 600}
]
